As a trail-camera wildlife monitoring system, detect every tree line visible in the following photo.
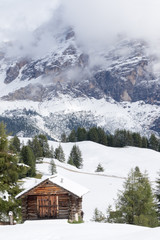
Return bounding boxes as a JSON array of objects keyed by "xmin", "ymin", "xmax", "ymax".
[{"xmin": 65, "ymin": 127, "xmax": 160, "ymax": 151}]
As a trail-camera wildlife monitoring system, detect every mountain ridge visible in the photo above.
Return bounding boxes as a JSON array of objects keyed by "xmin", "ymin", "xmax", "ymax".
[{"xmin": 0, "ymin": 28, "xmax": 160, "ymax": 138}]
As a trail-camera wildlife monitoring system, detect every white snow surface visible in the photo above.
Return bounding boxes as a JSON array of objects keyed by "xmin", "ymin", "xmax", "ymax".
[{"xmin": 1, "ymin": 220, "xmax": 160, "ymax": 240}]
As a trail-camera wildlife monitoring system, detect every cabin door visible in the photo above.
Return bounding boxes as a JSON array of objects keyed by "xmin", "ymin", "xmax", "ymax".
[{"xmin": 37, "ymin": 196, "xmax": 58, "ymax": 219}]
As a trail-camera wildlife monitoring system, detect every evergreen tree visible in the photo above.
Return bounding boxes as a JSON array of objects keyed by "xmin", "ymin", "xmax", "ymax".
[
  {"xmin": 141, "ymin": 136, "xmax": 148, "ymax": 148},
  {"xmin": 68, "ymin": 129, "xmax": 76, "ymax": 142},
  {"xmin": 97, "ymin": 127, "xmax": 108, "ymax": 146},
  {"xmin": 37, "ymin": 134, "xmax": 51, "ymax": 157},
  {"xmin": 95, "ymin": 163, "xmax": 104, "ymax": 172},
  {"xmin": 49, "ymin": 158, "xmax": 57, "ymax": 175},
  {"xmin": 20, "ymin": 146, "xmax": 36, "ymax": 177},
  {"xmin": 68, "ymin": 145, "xmax": 83, "ymax": 169},
  {"xmin": 28, "ymin": 136, "xmax": 43, "ymax": 159},
  {"xmin": 113, "ymin": 129, "xmax": 127, "ymax": 147},
  {"xmin": 0, "ymin": 152, "xmax": 22, "ymax": 221},
  {"xmin": 76, "ymin": 127, "xmax": 87, "ymax": 141},
  {"xmin": 132, "ymin": 132, "xmax": 142, "ymax": 147},
  {"xmin": 87, "ymin": 127, "xmax": 99, "ymax": 143},
  {"xmin": 92, "ymin": 208, "xmax": 106, "ymax": 222},
  {"xmin": 0, "ymin": 122, "xmax": 8, "ymax": 152},
  {"xmin": 149, "ymin": 134, "xmax": 159, "ymax": 151},
  {"xmin": 107, "ymin": 134, "xmax": 114, "ymax": 147},
  {"xmin": 107, "ymin": 167, "xmax": 158, "ymax": 227},
  {"xmin": 54, "ymin": 144, "xmax": 65, "ymax": 162},
  {"xmin": 9, "ymin": 136, "xmax": 21, "ymax": 153},
  {"xmin": 126, "ymin": 131, "xmax": 133, "ymax": 146},
  {"xmin": 61, "ymin": 133, "xmax": 67, "ymax": 142},
  {"xmin": 155, "ymin": 171, "xmax": 160, "ymax": 220},
  {"xmin": 67, "ymin": 156, "xmax": 74, "ymax": 166}
]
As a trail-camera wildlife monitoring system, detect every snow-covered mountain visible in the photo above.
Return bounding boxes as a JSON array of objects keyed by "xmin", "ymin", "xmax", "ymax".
[{"xmin": 1, "ymin": 27, "xmax": 160, "ymax": 139}]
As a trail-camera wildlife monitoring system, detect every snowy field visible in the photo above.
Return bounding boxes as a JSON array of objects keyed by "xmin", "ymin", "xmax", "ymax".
[
  {"xmin": 2, "ymin": 141, "xmax": 160, "ymax": 239},
  {"xmin": 1, "ymin": 219, "xmax": 160, "ymax": 240}
]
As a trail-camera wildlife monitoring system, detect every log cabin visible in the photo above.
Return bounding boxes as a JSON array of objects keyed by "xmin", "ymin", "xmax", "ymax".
[{"xmin": 16, "ymin": 175, "xmax": 89, "ymax": 222}]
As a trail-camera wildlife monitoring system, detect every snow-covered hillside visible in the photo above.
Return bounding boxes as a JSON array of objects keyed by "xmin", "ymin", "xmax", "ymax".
[
  {"xmin": 1, "ymin": 96, "xmax": 160, "ymax": 139},
  {"xmin": 20, "ymin": 141, "xmax": 160, "ymax": 221},
  {"xmin": 2, "ymin": 141, "xmax": 160, "ymax": 240}
]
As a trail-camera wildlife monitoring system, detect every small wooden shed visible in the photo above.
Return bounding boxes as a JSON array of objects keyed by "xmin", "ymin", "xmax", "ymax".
[{"xmin": 16, "ymin": 175, "xmax": 89, "ymax": 222}]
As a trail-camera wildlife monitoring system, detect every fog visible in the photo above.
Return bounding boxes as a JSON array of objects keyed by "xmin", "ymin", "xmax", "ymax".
[{"xmin": 1, "ymin": 0, "xmax": 160, "ymax": 58}]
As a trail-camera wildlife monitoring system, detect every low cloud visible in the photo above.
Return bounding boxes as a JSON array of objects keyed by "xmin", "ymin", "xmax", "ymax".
[{"xmin": 1, "ymin": 0, "xmax": 160, "ymax": 58}]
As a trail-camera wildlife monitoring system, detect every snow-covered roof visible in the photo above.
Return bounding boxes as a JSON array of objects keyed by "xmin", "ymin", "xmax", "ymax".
[{"xmin": 16, "ymin": 174, "xmax": 89, "ymax": 199}]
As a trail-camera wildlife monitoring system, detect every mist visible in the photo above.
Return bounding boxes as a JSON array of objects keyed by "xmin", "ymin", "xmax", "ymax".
[{"xmin": 1, "ymin": 0, "xmax": 160, "ymax": 58}]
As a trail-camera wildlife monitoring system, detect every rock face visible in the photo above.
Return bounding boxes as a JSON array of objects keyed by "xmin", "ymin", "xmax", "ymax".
[{"xmin": 1, "ymin": 29, "xmax": 160, "ymax": 138}]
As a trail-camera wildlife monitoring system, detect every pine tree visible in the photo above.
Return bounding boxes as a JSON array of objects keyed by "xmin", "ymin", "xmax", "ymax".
[
  {"xmin": 54, "ymin": 144, "xmax": 65, "ymax": 162},
  {"xmin": 113, "ymin": 129, "xmax": 127, "ymax": 147},
  {"xmin": 107, "ymin": 167, "xmax": 158, "ymax": 227},
  {"xmin": 155, "ymin": 171, "xmax": 160, "ymax": 220},
  {"xmin": 97, "ymin": 127, "xmax": 108, "ymax": 146},
  {"xmin": 95, "ymin": 163, "xmax": 104, "ymax": 172},
  {"xmin": 49, "ymin": 158, "xmax": 57, "ymax": 175},
  {"xmin": 68, "ymin": 145, "xmax": 83, "ymax": 169},
  {"xmin": 141, "ymin": 136, "xmax": 148, "ymax": 148},
  {"xmin": 20, "ymin": 146, "xmax": 36, "ymax": 177},
  {"xmin": 61, "ymin": 133, "xmax": 67, "ymax": 142},
  {"xmin": 28, "ymin": 136, "xmax": 43, "ymax": 159},
  {"xmin": 76, "ymin": 127, "xmax": 87, "ymax": 141},
  {"xmin": 87, "ymin": 127, "xmax": 99, "ymax": 143},
  {"xmin": 92, "ymin": 208, "xmax": 106, "ymax": 222},
  {"xmin": 9, "ymin": 136, "xmax": 21, "ymax": 153},
  {"xmin": 149, "ymin": 134, "xmax": 159, "ymax": 151},
  {"xmin": 0, "ymin": 122, "xmax": 8, "ymax": 152},
  {"xmin": 0, "ymin": 148, "xmax": 22, "ymax": 221},
  {"xmin": 132, "ymin": 133, "xmax": 142, "ymax": 147},
  {"xmin": 37, "ymin": 134, "xmax": 51, "ymax": 157},
  {"xmin": 68, "ymin": 129, "xmax": 76, "ymax": 142}
]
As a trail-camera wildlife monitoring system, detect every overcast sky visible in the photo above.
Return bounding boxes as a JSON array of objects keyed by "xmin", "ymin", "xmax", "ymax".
[{"xmin": 0, "ymin": 0, "xmax": 160, "ymax": 58}]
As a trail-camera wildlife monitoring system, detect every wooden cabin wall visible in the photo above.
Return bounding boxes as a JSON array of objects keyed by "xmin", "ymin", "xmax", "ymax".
[
  {"xmin": 28, "ymin": 181, "xmax": 69, "ymax": 196},
  {"xmin": 69, "ymin": 196, "xmax": 82, "ymax": 221},
  {"xmin": 27, "ymin": 195, "xmax": 37, "ymax": 220},
  {"xmin": 58, "ymin": 194, "xmax": 70, "ymax": 219},
  {"xmin": 21, "ymin": 197, "xmax": 28, "ymax": 221},
  {"xmin": 20, "ymin": 180, "xmax": 83, "ymax": 221},
  {"xmin": 22, "ymin": 196, "xmax": 37, "ymax": 221}
]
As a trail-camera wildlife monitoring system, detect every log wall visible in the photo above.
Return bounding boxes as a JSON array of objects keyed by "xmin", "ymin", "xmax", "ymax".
[{"xmin": 21, "ymin": 180, "xmax": 83, "ymax": 221}]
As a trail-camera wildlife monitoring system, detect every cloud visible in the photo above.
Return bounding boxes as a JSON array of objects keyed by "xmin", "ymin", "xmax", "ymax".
[
  {"xmin": 61, "ymin": 0, "xmax": 160, "ymax": 51},
  {"xmin": 1, "ymin": 0, "xmax": 160, "ymax": 58},
  {"xmin": 0, "ymin": 0, "xmax": 60, "ymax": 58}
]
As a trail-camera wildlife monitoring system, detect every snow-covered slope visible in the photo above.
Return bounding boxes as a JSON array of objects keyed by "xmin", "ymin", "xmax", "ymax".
[
  {"xmin": 21, "ymin": 141, "xmax": 160, "ymax": 221},
  {"xmin": 1, "ymin": 96, "xmax": 160, "ymax": 139},
  {"xmin": 3, "ymin": 141, "xmax": 160, "ymax": 240}
]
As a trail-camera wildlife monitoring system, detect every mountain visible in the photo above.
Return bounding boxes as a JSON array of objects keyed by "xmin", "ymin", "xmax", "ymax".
[{"xmin": 0, "ymin": 28, "xmax": 160, "ymax": 139}]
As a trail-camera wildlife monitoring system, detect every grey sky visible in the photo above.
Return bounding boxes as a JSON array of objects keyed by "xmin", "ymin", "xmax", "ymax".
[{"xmin": 0, "ymin": 0, "xmax": 160, "ymax": 57}]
